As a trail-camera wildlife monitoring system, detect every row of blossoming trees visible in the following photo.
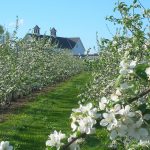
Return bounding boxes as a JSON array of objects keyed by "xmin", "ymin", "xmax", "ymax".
[
  {"xmin": 0, "ymin": 33, "xmax": 84, "ymax": 107},
  {"xmin": 45, "ymin": 0, "xmax": 150, "ymax": 150}
]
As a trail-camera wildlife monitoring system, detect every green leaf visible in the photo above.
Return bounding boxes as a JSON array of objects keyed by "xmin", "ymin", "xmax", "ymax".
[
  {"xmin": 138, "ymin": 104, "xmax": 147, "ymax": 113},
  {"xmin": 135, "ymin": 64, "xmax": 149, "ymax": 80},
  {"xmin": 133, "ymin": 0, "xmax": 137, "ymax": 4},
  {"xmin": 0, "ymin": 25, "xmax": 4, "ymax": 34},
  {"xmin": 115, "ymin": 75, "xmax": 122, "ymax": 87}
]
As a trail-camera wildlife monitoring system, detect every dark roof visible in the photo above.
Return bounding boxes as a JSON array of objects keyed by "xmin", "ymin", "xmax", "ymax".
[
  {"xmin": 69, "ymin": 38, "xmax": 80, "ymax": 43},
  {"xmin": 51, "ymin": 37, "xmax": 79, "ymax": 49},
  {"xmin": 51, "ymin": 27, "xmax": 56, "ymax": 31},
  {"xmin": 26, "ymin": 33, "xmax": 80, "ymax": 49},
  {"xmin": 34, "ymin": 25, "xmax": 40, "ymax": 29}
]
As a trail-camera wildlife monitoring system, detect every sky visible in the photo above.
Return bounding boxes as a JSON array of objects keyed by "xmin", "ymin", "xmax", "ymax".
[{"xmin": 0, "ymin": 0, "xmax": 150, "ymax": 53}]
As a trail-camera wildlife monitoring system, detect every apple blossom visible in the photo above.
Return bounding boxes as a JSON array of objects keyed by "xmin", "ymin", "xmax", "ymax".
[
  {"xmin": 99, "ymin": 97, "xmax": 109, "ymax": 110},
  {"xmin": 78, "ymin": 116, "xmax": 96, "ymax": 134},
  {"xmin": 0, "ymin": 141, "xmax": 13, "ymax": 150},
  {"xmin": 110, "ymin": 94, "xmax": 119, "ymax": 102},
  {"xmin": 145, "ymin": 67, "xmax": 150, "ymax": 80},
  {"xmin": 120, "ymin": 82, "xmax": 130, "ymax": 90},
  {"xmin": 100, "ymin": 112, "xmax": 118, "ymax": 130},
  {"xmin": 119, "ymin": 60, "xmax": 137, "ymax": 75},
  {"xmin": 46, "ymin": 130, "xmax": 66, "ymax": 150},
  {"xmin": 117, "ymin": 105, "xmax": 135, "ymax": 118}
]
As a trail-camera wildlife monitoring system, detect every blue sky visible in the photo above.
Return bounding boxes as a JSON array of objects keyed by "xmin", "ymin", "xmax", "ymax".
[{"xmin": 1, "ymin": 0, "xmax": 149, "ymax": 53}]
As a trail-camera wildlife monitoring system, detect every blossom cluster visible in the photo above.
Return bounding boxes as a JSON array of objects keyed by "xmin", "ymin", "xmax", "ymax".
[
  {"xmin": 71, "ymin": 103, "xmax": 99, "ymax": 134},
  {"xmin": 97, "ymin": 51, "xmax": 150, "ymax": 148},
  {"xmin": 46, "ymin": 130, "xmax": 66, "ymax": 150},
  {"xmin": 46, "ymin": 103, "xmax": 99, "ymax": 150},
  {"xmin": 145, "ymin": 67, "xmax": 150, "ymax": 80},
  {"xmin": 0, "ymin": 141, "xmax": 13, "ymax": 150},
  {"xmin": 100, "ymin": 103, "xmax": 150, "ymax": 143}
]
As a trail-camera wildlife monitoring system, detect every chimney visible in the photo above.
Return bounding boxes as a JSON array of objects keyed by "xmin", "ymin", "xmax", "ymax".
[
  {"xmin": 50, "ymin": 27, "xmax": 57, "ymax": 38},
  {"xmin": 33, "ymin": 25, "xmax": 40, "ymax": 35}
]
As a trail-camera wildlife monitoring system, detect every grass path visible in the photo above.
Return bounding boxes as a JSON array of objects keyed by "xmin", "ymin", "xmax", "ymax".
[{"xmin": 0, "ymin": 72, "xmax": 92, "ymax": 150}]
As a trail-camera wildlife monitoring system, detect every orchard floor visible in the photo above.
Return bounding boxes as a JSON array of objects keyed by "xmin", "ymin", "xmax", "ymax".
[{"xmin": 0, "ymin": 72, "xmax": 109, "ymax": 150}]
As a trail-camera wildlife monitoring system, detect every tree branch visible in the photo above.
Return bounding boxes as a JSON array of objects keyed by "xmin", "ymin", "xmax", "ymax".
[
  {"xmin": 138, "ymin": 0, "xmax": 150, "ymax": 23},
  {"xmin": 113, "ymin": 88, "xmax": 150, "ymax": 106},
  {"xmin": 106, "ymin": 24, "xmax": 114, "ymax": 37},
  {"xmin": 128, "ymin": 88, "xmax": 150, "ymax": 103},
  {"xmin": 62, "ymin": 133, "xmax": 86, "ymax": 150}
]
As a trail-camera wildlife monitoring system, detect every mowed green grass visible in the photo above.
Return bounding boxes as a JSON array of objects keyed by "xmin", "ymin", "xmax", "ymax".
[{"xmin": 0, "ymin": 72, "xmax": 109, "ymax": 150}]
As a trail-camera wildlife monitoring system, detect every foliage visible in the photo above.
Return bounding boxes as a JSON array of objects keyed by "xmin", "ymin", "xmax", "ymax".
[{"xmin": 0, "ymin": 25, "xmax": 4, "ymax": 35}]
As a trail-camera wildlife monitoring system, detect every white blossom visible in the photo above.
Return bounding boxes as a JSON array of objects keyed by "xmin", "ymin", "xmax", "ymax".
[
  {"xmin": 145, "ymin": 67, "xmax": 150, "ymax": 80},
  {"xmin": 138, "ymin": 139, "xmax": 150, "ymax": 147},
  {"xmin": 71, "ymin": 121, "xmax": 77, "ymax": 132},
  {"xmin": 110, "ymin": 104, "xmax": 121, "ymax": 114},
  {"xmin": 112, "ymin": 41, "xmax": 117, "ymax": 46},
  {"xmin": 117, "ymin": 105, "xmax": 135, "ymax": 118},
  {"xmin": 110, "ymin": 130, "xmax": 118, "ymax": 140},
  {"xmin": 128, "ymin": 126, "xmax": 148, "ymax": 140},
  {"xmin": 69, "ymin": 142, "xmax": 80, "ymax": 150},
  {"xmin": 115, "ymin": 88, "xmax": 122, "ymax": 96},
  {"xmin": 143, "ymin": 114, "xmax": 150, "ymax": 121},
  {"xmin": 46, "ymin": 130, "xmax": 66, "ymax": 150},
  {"xmin": 120, "ymin": 82, "xmax": 130, "ymax": 90},
  {"xmin": 71, "ymin": 103, "xmax": 98, "ymax": 134},
  {"xmin": 100, "ymin": 112, "xmax": 118, "ymax": 130},
  {"xmin": 127, "ymin": 118, "xmax": 148, "ymax": 140},
  {"xmin": 129, "ymin": 60, "xmax": 137, "ymax": 69},
  {"xmin": 72, "ymin": 103, "xmax": 92, "ymax": 115},
  {"xmin": 119, "ymin": 60, "xmax": 137, "ymax": 75},
  {"xmin": 99, "ymin": 97, "xmax": 109, "ymax": 110},
  {"xmin": 0, "ymin": 141, "xmax": 13, "ymax": 150},
  {"xmin": 110, "ymin": 94, "xmax": 119, "ymax": 102},
  {"xmin": 117, "ymin": 124, "xmax": 128, "ymax": 137},
  {"xmin": 78, "ymin": 116, "xmax": 96, "ymax": 134}
]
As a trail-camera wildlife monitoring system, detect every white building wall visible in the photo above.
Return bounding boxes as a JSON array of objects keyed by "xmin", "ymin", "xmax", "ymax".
[{"xmin": 72, "ymin": 40, "xmax": 85, "ymax": 55}]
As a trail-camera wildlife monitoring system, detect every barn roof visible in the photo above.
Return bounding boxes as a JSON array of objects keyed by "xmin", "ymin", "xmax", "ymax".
[{"xmin": 26, "ymin": 33, "xmax": 80, "ymax": 49}]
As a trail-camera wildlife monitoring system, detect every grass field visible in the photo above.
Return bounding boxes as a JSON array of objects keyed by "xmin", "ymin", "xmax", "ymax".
[{"xmin": 0, "ymin": 72, "xmax": 110, "ymax": 150}]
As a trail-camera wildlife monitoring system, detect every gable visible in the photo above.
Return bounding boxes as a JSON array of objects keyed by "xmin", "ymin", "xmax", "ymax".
[{"xmin": 72, "ymin": 39, "xmax": 85, "ymax": 55}]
